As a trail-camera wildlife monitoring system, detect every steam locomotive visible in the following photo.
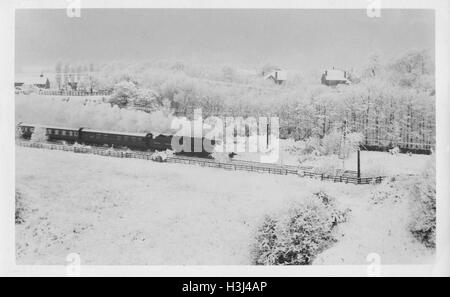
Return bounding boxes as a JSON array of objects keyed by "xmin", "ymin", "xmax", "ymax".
[{"xmin": 17, "ymin": 123, "xmax": 216, "ymax": 158}]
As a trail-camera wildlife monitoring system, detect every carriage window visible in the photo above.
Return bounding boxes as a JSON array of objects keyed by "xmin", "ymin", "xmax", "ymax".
[
  {"xmin": 61, "ymin": 130, "xmax": 66, "ymax": 136},
  {"xmin": 55, "ymin": 130, "xmax": 59, "ymax": 135},
  {"xmin": 74, "ymin": 132, "xmax": 78, "ymax": 136},
  {"xmin": 46, "ymin": 129, "xmax": 50, "ymax": 134}
]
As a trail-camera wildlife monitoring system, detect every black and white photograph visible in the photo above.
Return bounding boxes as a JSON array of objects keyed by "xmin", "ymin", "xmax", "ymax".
[{"xmin": 1, "ymin": 0, "xmax": 449, "ymax": 278}]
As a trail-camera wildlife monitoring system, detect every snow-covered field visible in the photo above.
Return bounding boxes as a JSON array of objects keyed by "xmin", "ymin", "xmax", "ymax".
[
  {"xmin": 15, "ymin": 146, "xmax": 434, "ymax": 265},
  {"xmin": 235, "ymin": 148, "xmax": 431, "ymax": 177}
]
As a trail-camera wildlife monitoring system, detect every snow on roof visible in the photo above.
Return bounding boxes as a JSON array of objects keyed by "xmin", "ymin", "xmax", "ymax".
[
  {"xmin": 82, "ymin": 129, "xmax": 150, "ymax": 137},
  {"xmin": 18, "ymin": 123, "xmax": 78, "ymax": 131},
  {"xmin": 18, "ymin": 123, "xmax": 214, "ymax": 139},
  {"xmin": 324, "ymin": 69, "xmax": 348, "ymax": 81},
  {"xmin": 15, "ymin": 76, "xmax": 48, "ymax": 85},
  {"xmin": 276, "ymin": 70, "xmax": 287, "ymax": 80},
  {"xmin": 264, "ymin": 70, "xmax": 287, "ymax": 81}
]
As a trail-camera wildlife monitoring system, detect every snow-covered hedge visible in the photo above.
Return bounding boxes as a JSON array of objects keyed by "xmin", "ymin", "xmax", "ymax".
[
  {"xmin": 409, "ymin": 157, "xmax": 436, "ymax": 248},
  {"xmin": 284, "ymin": 130, "xmax": 363, "ymax": 161},
  {"xmin": 253, "ymin": 192, "xmax": 349, "ymax": 265},
  {"xmin": 151, "ymin": 150, "xmax": 174, "ymax": 162},
  {"xmin": 15, "ymin": 191, "xmax": 26, "ymax": 224}
]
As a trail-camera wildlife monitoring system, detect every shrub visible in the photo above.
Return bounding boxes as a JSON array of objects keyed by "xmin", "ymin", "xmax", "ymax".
[
  {"xmin": 253, "ymin": 192, "xmax": 348, "ymax": 265},
  {"xmin": 15, "ymin": 191, "xmax": 26, "ymax": 224},
  {"xmin": 151, "ymin": 150, "xmax": 174, "ymax": 162},
  {"xmin": 409, "ymin": 157, "xmax": 436, "ymax": 248},
  {"xmin": 284, "ymin": 137, "xmax": 321, "ymax": 156},
  {"xmin": 109, "ymin": 80, "xmax": 138, "ymax": 108},
  {"xmin": 321, "ymin": 130, "xmax": 363, "ymax": 157}
]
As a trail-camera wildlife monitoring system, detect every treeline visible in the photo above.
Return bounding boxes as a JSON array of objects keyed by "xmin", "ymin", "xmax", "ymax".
[{"xmin": 64, "ymin": 49, "xmax": 435, "ymax": 145}]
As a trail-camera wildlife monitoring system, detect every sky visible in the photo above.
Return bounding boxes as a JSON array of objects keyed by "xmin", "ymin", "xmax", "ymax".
[{"xmin": 15, "ymin": 9, "xmax": 434, "ymax": 73}]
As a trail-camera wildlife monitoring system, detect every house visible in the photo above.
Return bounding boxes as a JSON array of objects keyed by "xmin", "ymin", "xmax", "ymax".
[
  {"xmin": 321, "ymin": 68, "xmax": 350, "ymax": 86},
  {"xmin": 264, "ymin": 68, "xmax": 287, "ymax": 85},
  {"xmin": 15, "ymin": 74, "xmax": 50, "ymax": 89}
]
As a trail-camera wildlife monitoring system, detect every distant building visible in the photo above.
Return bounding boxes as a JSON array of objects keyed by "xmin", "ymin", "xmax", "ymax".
[
  {"xmin": 264, "ymin": 68, "xmax": 287, "ymax": 85},
  {"xmin": 321, "ymin": 68, "xmax": 350, "ymax": 86},
  {"xmin": 15, "ymin": 74, "xmax": 50, "ymax": 89},
  {"xmin": 68, "ymin": 81, "xmax": 78, "ymax": 90}
]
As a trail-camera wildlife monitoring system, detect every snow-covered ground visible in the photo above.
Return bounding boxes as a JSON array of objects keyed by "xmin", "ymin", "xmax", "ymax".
[
  {"xmin": 15, "ymin": 146, "xmax": 434, "ymax": 265},
  {"xmin": 234, "ymin": 146, "xmax": 431, "ymax": 177}
]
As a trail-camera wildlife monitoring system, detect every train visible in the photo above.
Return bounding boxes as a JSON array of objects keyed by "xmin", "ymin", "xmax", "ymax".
[
  {"xmin": 17, "ymin": 123, "xmax": 216, "ymax": 158},
  {"xmin": 361, "ymin": 139, "xmax": 434, "ymax": 155}
]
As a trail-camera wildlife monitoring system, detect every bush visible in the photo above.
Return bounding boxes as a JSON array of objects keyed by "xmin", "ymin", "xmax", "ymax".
[
  {"xmin": 253, "ymin": 192, "xmax": 348, "ymax": 265},
  {"xmin": 284, "ymin": 137, "xmax": 321, "ymax": 156},
  {"xmin": 284, "ymin": 131, "xmax": 363, "ymax": 164},
  {"xmin": 15, "ymin": 191, "xmax": 26, "ymax": 224},
  {"xmin": 151, "ymin": 150, "xmax": 174, "ymax": 162},
  {"xmin": 109, "ymin": 80, "xmax": 138, "ymax": 108},
  {"xmin": 409, "ymin": 157, "xmax": 436, "ymax": 248}
]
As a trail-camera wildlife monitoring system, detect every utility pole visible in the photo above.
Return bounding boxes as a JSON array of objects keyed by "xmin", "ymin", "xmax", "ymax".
[
  {"xmin": 357, "ymin": 149, "xmax": 361, "ymax": 184},
  {"xmin": 341, "ymin": 120, "xmax": 347, "ymax": 170}
]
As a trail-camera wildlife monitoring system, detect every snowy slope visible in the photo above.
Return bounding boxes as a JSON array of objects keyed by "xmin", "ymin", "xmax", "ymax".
[{"xmin": 15, "ymin": 146, "xmax": 434, "ymax": 265}]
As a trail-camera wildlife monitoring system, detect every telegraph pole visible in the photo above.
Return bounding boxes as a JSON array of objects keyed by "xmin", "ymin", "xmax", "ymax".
[
  {"xmin": 341, "ymin": 120, "xmax": 347, "ymax": 170},
  {"xmin": 357, "ymin": 149, "xmax": 361, "ymax": 183}
]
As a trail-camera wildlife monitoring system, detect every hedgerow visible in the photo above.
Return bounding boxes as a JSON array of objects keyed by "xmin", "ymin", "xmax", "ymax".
[{"xmin": 409, "ymin": 157, "xmax": 436, "ymax": 248}]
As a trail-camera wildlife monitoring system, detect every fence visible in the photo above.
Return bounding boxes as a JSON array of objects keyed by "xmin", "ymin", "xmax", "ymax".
[
  {"xmin": 38, "ymin": 90, "xmax": 112, "ymax": 96},
  {"xmin": 16, "ymin": 140, "xmax": 385, "ymax": 185}
]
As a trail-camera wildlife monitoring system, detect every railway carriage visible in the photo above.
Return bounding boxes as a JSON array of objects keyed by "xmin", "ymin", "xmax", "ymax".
[
  {"xmin": 18, "ymin": 123, "xmax": 80, "ymax": 143},
  {"xmin": 17, "ymin": 123, "xmax": 35, "ymax": 139},
  {"xmin": 17, "ymin": 123, "xmax": 217, "ymax": 157},
  {"xmin": 46, "ymin": 126, "xmax": 81, "ymax": 143},
  {"xmin": 80, "ymin": 129, "xmax": 151, "ymax": 150}
]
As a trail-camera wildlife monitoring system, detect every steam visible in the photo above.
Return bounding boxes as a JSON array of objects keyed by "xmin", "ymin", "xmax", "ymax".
[{"xmin": 16, "ymin": 95, "xmax": 176, "ymax": 135}]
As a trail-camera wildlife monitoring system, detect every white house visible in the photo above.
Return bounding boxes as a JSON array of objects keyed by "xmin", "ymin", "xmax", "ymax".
[
  {"xmin": 264, "ymin": 68, "xmax": 287, "ymax": 85},
  {"xmin": 321, "ymin": 68, "xmax": 350, "ymax": 86}
]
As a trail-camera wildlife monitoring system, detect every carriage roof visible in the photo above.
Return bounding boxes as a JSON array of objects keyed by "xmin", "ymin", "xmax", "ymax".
[
  {"xmin": 18, "ymin": 123, "xmax": 79, "ymax": 131},
  {"xmin": 82, "ymin": 128, "xmax": 150, "ymax": 138}
]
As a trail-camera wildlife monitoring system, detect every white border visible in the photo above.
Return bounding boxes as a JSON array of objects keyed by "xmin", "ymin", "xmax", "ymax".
[{"xmin": 1, "ymin": 0, "xmax": 449, "ymax": 277}]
